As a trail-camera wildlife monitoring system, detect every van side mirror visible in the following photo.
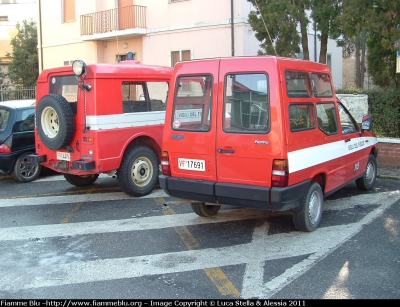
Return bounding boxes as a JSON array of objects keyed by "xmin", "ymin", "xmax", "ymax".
[{"xmin": 361, "ymin": 114, "xmax": 372, "ymax": 131}]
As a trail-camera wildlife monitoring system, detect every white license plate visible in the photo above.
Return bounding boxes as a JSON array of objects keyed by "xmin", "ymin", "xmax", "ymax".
[
  {"xmin": 178, "ymin": 158, "xmax": 205, "ymax": 171},
  {"xmin": 57, "ymin": 151, "xmax": 71, "ymax": 161}
]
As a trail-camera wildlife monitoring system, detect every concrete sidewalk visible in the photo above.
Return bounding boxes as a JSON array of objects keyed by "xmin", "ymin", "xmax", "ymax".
[{"xmin": 377, "ymin": 165, "xmax": 400, "ymax": 180}]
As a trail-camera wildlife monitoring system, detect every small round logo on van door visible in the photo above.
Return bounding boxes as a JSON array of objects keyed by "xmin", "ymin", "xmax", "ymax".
[
  {"xmin": 51, "ymin": 77, "xmax": 56, "ymax": 84},
  {"xmin": 173, "ymin": 120, "xmax": 181, "ymax": 128}
]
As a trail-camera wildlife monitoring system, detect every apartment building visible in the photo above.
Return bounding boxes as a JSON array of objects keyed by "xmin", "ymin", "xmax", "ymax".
[
  {"xmin": 0, "ymin": 0, "xmax": 37, "ymax": 78},
  {"xmin": 37, "ymin": 0, "xmax": 343, "ymax": 87}
]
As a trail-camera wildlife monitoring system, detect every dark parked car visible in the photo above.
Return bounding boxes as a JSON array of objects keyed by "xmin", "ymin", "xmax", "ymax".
[{"xmin": 0, "ymin": 99, "xmax": 41, "ymax": 182}]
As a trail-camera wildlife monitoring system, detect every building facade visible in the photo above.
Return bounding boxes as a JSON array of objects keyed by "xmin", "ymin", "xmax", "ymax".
[{"xmin": 37, "ymin": 0, "xmax": 343, "ymax": 88}]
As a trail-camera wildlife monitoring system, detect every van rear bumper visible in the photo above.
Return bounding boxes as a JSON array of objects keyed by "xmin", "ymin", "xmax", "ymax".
[{"xmin": 159, "ymin": 175, "xmax": 311, "ymax": 211}]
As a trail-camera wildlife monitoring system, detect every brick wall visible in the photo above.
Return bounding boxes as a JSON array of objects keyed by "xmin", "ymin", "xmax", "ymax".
[{"xmin": 377, "ymin": 139, "xmax": 400, "ymax": 167}]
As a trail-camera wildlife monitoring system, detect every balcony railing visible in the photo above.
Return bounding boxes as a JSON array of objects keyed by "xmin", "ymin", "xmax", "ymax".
[{"xmin": 80, "ymin": 5, "xmax": 146, "ymax": 36}]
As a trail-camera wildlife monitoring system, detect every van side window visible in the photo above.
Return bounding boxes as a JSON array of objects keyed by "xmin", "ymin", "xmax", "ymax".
[
  {"xmin": 289, "ymin": 104, "xmax": 316, "ymax": 131},
  {"xmin": 171, "ymin": 75, "xmax": 213, "ymax": 131},
  {"xmin": 316, "ymin": 103, "xmax": 338, "ymax": 135},
  {"xmin": 224, "ymin": 73, "xmax": 269, "ymax": 133},
  {"xmin": 285, "ymin": 71, "xmax": 311, "ymax": 97},
  {"xmin": 311, "ymin": 73, "xmax": 333, "ymax": 97},
  {"xmin": 338, "ymin": 102, "xmax": 359, "ymax": 134}
]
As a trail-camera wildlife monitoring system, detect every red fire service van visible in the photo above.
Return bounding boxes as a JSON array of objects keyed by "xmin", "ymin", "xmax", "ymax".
[
  {"xmin": 159, "ymin": 56, "xmax": 378, "ymax": 232},
  {"xmin": 29, "ymin": 53, "xmax": 172, "ymax": 197}
]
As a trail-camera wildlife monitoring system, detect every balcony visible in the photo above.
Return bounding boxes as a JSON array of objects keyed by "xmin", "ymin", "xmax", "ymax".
[{"xmin": 80, "ymin": 5, "xmax": 146, "ymax": 40}]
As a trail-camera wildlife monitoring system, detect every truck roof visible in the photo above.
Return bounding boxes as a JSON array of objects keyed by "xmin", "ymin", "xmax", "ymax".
[{"xmin": 37, "ymin": 59, "xmax": 173, "ymax": 83}]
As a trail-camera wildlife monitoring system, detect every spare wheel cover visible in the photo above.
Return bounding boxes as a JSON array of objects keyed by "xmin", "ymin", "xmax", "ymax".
[{"xmin": 36, "ymin": 94, "xmax": 75, "ymax": 150}]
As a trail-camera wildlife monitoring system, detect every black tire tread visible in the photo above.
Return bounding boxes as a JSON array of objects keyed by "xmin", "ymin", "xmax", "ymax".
[
  {"xmin": 191, "ymin": 202, "xmax": 221, "ymax": 217},
  {"xmin": 64, "ymin": 174, "xmax": 99, "ymax": 186}
]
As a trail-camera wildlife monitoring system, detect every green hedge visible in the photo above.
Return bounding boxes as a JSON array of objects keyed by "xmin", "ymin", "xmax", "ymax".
[{"xmin": 337, "ymin": 87, "xmax": 400, "ymax": 138}]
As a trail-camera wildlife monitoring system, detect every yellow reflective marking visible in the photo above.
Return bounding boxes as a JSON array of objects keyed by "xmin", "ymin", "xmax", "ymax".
[{"xmin": 158, "ymin": 197, "xmax": 240, "ymax": 297}]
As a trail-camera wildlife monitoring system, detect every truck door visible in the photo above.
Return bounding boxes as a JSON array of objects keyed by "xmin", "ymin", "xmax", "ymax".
[{"xmin": 215, "ymin": 58, "xmax": 274, "ymax": 187}]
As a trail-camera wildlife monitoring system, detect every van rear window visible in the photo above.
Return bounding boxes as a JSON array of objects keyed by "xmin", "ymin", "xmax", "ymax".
[
  {"xmin": 224, "ymin": 73, "xmax": 269, "ymax": 133},
  {"xmin": 171, "ymin": 75, "xmax": 213, "ymax": 131}
]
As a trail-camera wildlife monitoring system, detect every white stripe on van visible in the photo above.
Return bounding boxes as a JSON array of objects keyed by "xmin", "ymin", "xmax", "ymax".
[
  {"xmin": 86, "ymin": 111, "xmax": 165, "ymax": 130},
  {"xmin": 288, "ymin": 136, "xmax": 377, "ymax": 173}
]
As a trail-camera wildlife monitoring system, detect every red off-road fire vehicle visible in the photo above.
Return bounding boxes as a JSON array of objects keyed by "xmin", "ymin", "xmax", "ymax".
[{"xmin": 29, "ymin": 54, "xmax": 172, "ymax": 196}]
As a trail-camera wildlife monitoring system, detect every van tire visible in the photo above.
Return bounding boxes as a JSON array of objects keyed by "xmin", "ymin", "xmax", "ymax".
[
  {"xmin": 64, "ymin": 174, "xmax": 99, "ymax": 186},
  {"xmin": 355, "ymin": 155, "xmax": 377, "ymax": 190},
  {"xmin": 191, "ymin": 202, "xmax": 221, "ymax": 217},
  {"xmin": 293, "ymin": 182, "xmax": 323, "ymax": 232},
  {"xmin": 12, "ymin": 151, "xmax": 42, "ymax": 183},
  {"xmin": 36, "ymin": 94, "xmax": 75, "ymax": 150},
  {"xmin": 117, "ymin": 146, "xmax": 158, "ymax": 197}
]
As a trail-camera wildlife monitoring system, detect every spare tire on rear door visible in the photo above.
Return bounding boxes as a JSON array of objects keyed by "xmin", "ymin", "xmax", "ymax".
[{"xmin": 36, "ymin": 94, "xmax": 75, "ymax": 150}]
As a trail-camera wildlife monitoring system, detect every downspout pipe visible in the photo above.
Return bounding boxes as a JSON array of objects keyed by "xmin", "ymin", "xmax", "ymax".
[{"xmin": 231, "ymin": 0, "xmax": 234, "ymax": 56}]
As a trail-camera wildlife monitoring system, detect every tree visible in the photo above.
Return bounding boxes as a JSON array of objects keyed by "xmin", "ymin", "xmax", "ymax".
[
  {"xmin": 247, "ymin": 0, "xmax": 311, "ymax": 59},
  {"xmin": 364, "ymin": 0, "xmax": 400, "ymax": 88},
  {"xmin": 310, "ymin": 0, "xmax": 342, "ymax": 64},
  {"xmin": 6, "ymin": 20, "xmax": 39, "ymax": 88}
]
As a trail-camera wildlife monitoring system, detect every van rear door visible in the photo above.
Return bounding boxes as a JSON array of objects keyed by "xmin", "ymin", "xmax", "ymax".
[
  {"xmin": 214, "ymin": 58, "xmax": 279, "ymax": 207},
  {"xmin": 165, "ymin": 60, "xmax": 220, "ymax": 183}
]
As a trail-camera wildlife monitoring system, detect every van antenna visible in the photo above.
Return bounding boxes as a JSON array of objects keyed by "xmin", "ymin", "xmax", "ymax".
[{"xmin": 254, "ymin": 0, "xmax": 278, "ymax": 56}]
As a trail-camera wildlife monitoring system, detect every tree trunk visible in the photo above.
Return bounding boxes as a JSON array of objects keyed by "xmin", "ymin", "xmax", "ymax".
[
  {"xmin": 299, "ymin": 4, "xmax": 309, "ymax": 60},
  {"xmin": 355, "ymin": 36, "xmax": 361, "ymax": 88},
  {"xmin": 360, "ymin": 31, "xmax": 367, "ymax": 89},
  {"xmin": 319, "ymin": 32, "xmax": 328, "ymax": 64}
]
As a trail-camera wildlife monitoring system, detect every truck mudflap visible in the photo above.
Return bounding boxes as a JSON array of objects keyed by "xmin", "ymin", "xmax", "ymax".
[
  {"xmin": 270, "ymin": 179, "xmax": 312, "ymax": 211},
  {"xmin": 160, "ymin": 175, "xmax": 312, "ymax": 211}
]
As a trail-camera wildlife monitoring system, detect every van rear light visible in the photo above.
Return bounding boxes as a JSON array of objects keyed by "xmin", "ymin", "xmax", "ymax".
[
  {"xmin": 0, "ymin": 143, "xmax": 11, "ymax": 153},
  {"xmin": 271, "ymin": 159, "xmax": 288, "ymax": 187},
  {"xmin": 161, "ymin": 151, "xmax": 171, "ymax": 176}
]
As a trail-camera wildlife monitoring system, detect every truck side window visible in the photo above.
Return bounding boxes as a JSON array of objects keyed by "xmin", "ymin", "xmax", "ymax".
[
  {"xmin": 285, "ymin": 70, "xmax": 311, "ymax": 97},
  {"xmin": 316, "ymin": 102, "xmax": 338, "ymax": 135},
  {"xmin": 311, "ymin": 73, "xmax": 333, "ymax": 97},
  {"xmin": 122, "ymin": 82, "xmax": 169, "ymax": 113},
  {"xmin": 338, "ymin": 102, "xmax": 359, "ymax": 134},
  {"xmin": 289, "ymin": 104, "xmax": 316, "ymax": 131},
  {"xmin": 224, "ymin": 73, "xmax": 269, "ymax": 133},
  {"xmin": 171, "ymin": 75, "xmax": 213, "ymax": 131}
]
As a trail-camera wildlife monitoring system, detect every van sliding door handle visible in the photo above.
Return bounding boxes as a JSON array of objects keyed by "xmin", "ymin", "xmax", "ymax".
[
  {"xmin": 218, "ymin": 148, "xmax": 235, "ymax": 153},
  {"xmin": 345, "ymin": 139, "xmax": 351, "ymax": 142}
]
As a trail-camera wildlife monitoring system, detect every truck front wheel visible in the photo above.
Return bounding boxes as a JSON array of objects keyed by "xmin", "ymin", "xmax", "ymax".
[
  {"xmin": 64, "ymin": 174, "xmax": 99, "ymax": 186},
  {"xmin": 117, "ymin": 146, "xmax": 158, "ymax": 197},
  {"xmin": 191, "ymin": 202, "xmax": 221, "ymax": 217}
]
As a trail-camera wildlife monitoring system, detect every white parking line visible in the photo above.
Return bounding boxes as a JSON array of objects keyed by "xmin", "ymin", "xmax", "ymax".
[{"xmin": 0, "ymin": 189, "xmax": 169, "ymax": 208}]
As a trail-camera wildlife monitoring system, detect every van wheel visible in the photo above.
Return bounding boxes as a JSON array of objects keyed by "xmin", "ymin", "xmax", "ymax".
[
  {"xmin": 117, "ymin": 146, "xmax": 158, "ymax": 197},
  {"xmin": 191, "ymin": 202, "xmax": 221, "ymax": 217},
  {"xmin": 64, "ymin": 174, "xmax": 99, "ymax": 186},
  {"xmin": 36, "ymin": 94, "xmax": 75, "ymax": 150},
  {"xmin": 356, "ymin": 155, "xmax": 377, "ymax": 190},
  {"xmin": 293, "ymin": 182, "xmax": 323, "ymax": 232},
  {"xmin": 12, "ymin": 151, "xmax": 42, "ymax": 183}
]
